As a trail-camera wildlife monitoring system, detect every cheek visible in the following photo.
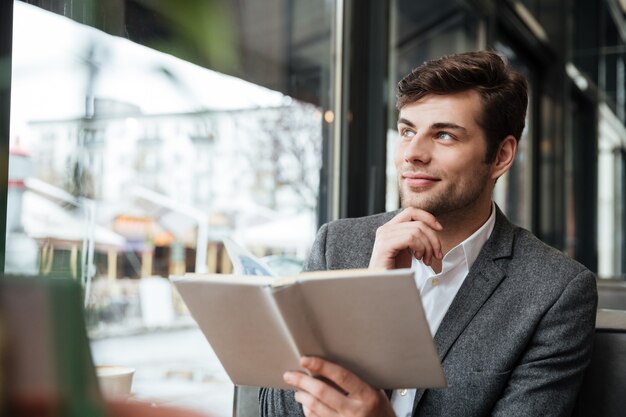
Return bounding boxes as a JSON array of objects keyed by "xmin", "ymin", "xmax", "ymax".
[{"xmin": 442, "ymin": 151, "xmax": 480, "ymax": 173}]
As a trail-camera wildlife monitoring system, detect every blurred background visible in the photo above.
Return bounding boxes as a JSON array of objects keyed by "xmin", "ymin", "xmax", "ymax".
[{"xmin": 1, "ymin": 0, "xmax": 625, "ymax": 416}]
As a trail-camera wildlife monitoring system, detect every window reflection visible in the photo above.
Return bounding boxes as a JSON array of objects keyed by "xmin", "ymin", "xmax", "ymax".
[
  {"xmin": 9, "ymin": 1, "xmax": 333, "ymax": 415},
  {"xmin": 493, "ymin": 41, "xmax": 534, "ymax": 231},
  {"xmin": 597, "ymin": 103, "xmax": 626, "ymax": 278}
]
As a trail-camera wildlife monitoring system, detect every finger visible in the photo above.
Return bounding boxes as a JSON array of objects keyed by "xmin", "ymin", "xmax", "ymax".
[
  {"xmin": 370, "ymin": 221, "xmax": 442, "ymax": 269},
  {"xmin": 423, "ymin": 248, "xmax": 431, "ymax": 266},
  {"xmin": 380, "ymin": 221, "xmax": 443, "ymax": 259},
  {"xmin": 409, "ymin": 235, "xmax": 428, "ymax": 261},
  {"xmin": 410, "ymin": 234, "xmax": 433, "ymax": 264},
  {"xmin": 295, "ymin": 391, "xmax": 336, "ymax": 417},
  {"xmin": 302, "ymin": 406, "xmax": 322, "ymax": 417},
  {"xmin": 300, "ymin": 357, "xmax": 372, "ymax": 398},
  {"xmin": 284, "ymin": 371, "xmax": 347, "ymax": 411},
  {"xmin": 410, "ymin": 223, "xmax": 443, "ymax": 259},
  {"xmin": 382, "ymin": 225, "xmax": 434, "ymax": 264},
  {"xmin": 384, "ymin": 222, "xmax": 441, "ymax": 262},
  {"xmin": 388, "ymin": 207, "xmax": 442, "ymax": 231},
  {"xmin": 405, "ymin": 207, "xmax": 444, "ymax": 231}
]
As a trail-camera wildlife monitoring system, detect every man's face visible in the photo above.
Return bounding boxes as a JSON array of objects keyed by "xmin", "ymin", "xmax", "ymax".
[{"xmin": 395, "ymin": 90, "xmax": 495, "ymax": 217}]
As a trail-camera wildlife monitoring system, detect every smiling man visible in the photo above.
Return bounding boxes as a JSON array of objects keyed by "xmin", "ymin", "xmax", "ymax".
[{"xmin": 259, "ymin": 51, "xmax": 597, "ymax": 417}]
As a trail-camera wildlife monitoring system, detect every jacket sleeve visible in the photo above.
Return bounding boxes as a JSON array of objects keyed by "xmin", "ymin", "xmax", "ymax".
[
  {"xmin": 259, "ymin": 388, "xmax": 305, "ymax": 417},
  {"xmin": 491, "ymin": 269, "xmax": 598, "ymax": 417},
  {"xmin": 258, "ymin": 223, "xmax": 329, "ymax": 417},
  {"xmin": 302, "ymin": 223, "xmax": 329, "ymax": 272}
]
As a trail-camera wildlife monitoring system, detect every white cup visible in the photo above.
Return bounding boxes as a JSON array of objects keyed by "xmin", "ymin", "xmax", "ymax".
[{"xmin": 96, "ymin": 365, "xmax": 135, "ymax": 399}]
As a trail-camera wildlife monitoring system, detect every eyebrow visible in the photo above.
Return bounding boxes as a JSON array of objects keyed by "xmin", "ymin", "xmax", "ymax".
[{"xmin": 397, "ymin": 118, "xmax": 467, "ymax": 132}]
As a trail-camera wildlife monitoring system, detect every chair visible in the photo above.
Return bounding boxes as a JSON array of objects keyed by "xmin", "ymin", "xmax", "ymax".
[
  {"xmin": 573, "ymin": 309, "xmax": 626, "ymax": 417},
  {"xmin": 233, "ymin": 386, "xmax": 260, "ymax": 417},
  {"xmin": 597, "ymin": 279, "xmax": 626, "ymax": 310}
]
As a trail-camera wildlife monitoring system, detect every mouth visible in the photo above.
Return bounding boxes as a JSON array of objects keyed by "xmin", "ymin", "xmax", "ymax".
[{"xmin": 401, "ymin": 172, "xmax": 440, "ymax": 188}]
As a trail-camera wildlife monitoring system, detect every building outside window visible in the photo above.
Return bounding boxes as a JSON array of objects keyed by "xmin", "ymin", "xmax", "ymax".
[{"xmin": 7, "ymin": 1, "xmax": 336, "ymax": 415}]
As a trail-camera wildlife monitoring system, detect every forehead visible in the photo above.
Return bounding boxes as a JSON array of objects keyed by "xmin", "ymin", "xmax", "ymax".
[{"xmin": 398, "ymin": 91, "xmax": 483, "ymax": 127}]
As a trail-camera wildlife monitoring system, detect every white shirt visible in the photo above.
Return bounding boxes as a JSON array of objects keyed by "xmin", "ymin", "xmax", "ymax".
[{"xmin": 391, "ymin": 204, "xmax": 496, "ymax": 417}]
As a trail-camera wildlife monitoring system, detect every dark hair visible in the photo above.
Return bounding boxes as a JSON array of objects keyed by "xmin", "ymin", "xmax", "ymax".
[{"xmin": 396, "ymin": 50, "xmax": 528, "ymax": 162}]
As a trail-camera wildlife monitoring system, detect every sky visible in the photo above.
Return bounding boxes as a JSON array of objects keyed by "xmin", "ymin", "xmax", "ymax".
[{"xmin": 10, "ymin": 1, "xmax": 287, "ymax": 144}]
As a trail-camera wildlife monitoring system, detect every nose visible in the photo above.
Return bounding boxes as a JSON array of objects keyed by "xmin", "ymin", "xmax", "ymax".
[{"xmin": 402, "ymin": 133, "xmax": 431, "ymax": 164}]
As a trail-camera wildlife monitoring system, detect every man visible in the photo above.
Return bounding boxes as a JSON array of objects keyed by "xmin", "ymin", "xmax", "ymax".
[{"xmin": 259, "ymin": 50, "xmax": 597, "ymax": 417}]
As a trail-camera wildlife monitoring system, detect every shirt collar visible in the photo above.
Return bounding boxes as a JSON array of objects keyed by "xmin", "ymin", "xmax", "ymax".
[
  {"xmin": 418, "ymin": 202, "xmax": 496, "ymax": 276},
  {"xmin": 458, "ymin": 201, "xmax": 496, "ymax": 271}
]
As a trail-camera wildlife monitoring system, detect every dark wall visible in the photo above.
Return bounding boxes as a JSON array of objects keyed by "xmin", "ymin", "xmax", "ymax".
[
  {"xmin": 341, "ymin": 0, "xmax": 389, "ymax": 218},
  {"xmin": 0, "ymin": 0, "xmax": 13, "ymax": 271}
]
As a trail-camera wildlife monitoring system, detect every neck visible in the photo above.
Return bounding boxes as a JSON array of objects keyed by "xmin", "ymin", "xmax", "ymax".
[
  {"xmin": 428, "ymin": 201, "xmax": 492, "ymax": 274},
  {"xmin": 437, "ymin": 199, "xmax": 493, "ymax": 255}
]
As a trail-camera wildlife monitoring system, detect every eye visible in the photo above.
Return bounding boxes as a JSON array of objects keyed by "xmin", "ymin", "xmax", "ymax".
[
  {"xmin": 435, "ymin": 131, "xmax": 454, "ymax": 141},
  {"xmin": 400, "ymin": 129, "xmax": 415, "ymax": 139}
]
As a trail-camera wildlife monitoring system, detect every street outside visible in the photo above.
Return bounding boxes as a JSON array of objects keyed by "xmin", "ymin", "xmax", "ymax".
[{"xmin": 90, "ymin": 326, "xmax": 235, "ymax": 417}]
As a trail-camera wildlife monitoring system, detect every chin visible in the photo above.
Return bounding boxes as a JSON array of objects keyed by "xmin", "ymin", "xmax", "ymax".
[
  {"xmin": 401, "ymin": 196, "xmax": 432, "ymax": 212},
  {"xmin": 399, "ymin": 191, "xmax": 448, "ymax": 216}
]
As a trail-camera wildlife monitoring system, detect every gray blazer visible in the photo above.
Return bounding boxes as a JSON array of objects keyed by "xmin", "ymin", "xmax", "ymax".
[{"xmin": 259, "ymin": 207, "xmax": 597, "ymax": 417}]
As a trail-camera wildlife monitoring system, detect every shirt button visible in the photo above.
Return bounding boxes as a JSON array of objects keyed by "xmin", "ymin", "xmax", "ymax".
[
  {"xmin": 432, "ymin": 277, "xmax": 440, "ymax": 286},
  {"xmin": 400, "ymin": 389, "xmax": 408, "ymax": 396}
]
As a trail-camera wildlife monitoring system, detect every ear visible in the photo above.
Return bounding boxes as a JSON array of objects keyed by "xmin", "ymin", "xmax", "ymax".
[{"xmin": 490, "ymin": 135, "xmax": 517, "ymax": 180}]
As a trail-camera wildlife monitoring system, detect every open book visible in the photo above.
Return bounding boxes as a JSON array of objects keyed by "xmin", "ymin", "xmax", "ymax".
[{"xmin": 172, "ymin": 268, "xmax": 446, "ymax": 390}]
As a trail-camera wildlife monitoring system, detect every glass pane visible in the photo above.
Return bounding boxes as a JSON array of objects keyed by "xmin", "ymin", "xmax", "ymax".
[
  {"xmin": 597, "ymin": 104, "xmax": 626, "ymax": 278},
  {"xmin": 8, "ymin": 1, "xmax": 334, "ymax": 415},
  {"xmin": 492, "ymin": 42, "xmax": 534, "ymax": 230}
]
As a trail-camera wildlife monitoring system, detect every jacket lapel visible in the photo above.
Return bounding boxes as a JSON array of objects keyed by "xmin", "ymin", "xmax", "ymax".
[{"xmin": 411, "ymin": 207, "xmax": 515, "ymax": 412}]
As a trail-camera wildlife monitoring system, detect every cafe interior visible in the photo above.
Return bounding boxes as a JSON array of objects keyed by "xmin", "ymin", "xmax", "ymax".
[{"xmin": 1, "ymin": 0, "xmax": 626, "ymax": 416}]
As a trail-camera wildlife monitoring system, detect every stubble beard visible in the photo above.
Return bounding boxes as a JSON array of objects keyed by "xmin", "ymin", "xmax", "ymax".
[{"xmin": 398, "ymin": 166, "xmax": 491, "ymax": 218}]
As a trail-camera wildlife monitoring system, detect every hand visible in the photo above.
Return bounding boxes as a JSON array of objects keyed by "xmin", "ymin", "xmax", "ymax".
[
  {"xmin": 283, "ymin": 357, "xmax": 395, "ymax": 417},
  {"xmin": 369, "ymin": 207, "xmax": 443, "ymax": 269}
]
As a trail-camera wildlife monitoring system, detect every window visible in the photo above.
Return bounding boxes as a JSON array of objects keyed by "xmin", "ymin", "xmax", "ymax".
[
  {"xmin": 8, "ymin": 1, "xmax": 335, "ymax": 414},
  {"xmin": 492, "ymin": 41, "xmax": 535, "ymax": 231}
]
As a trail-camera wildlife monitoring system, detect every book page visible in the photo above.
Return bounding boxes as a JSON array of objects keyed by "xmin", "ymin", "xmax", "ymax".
[
  {"xmin": 175, "ymin": 273, "xmax": 275, "ymax": 286},
  {"xmin": 270, "ymin": 284, "xmax": 325, "ymax": 358},
  {"xmin": 296, "ymin": 268, "xmax": 382, "ymax": 281},
  {"xmin": 172, "ymin": 277, "xmax": 303, "ymax": 388},
  {"xmin": 298, "ymin": 269, "xmax": 446, "ymax": 389},
  {"xmin": 173, "ymin": 269, "xmax": 446, "ymax": 390}
]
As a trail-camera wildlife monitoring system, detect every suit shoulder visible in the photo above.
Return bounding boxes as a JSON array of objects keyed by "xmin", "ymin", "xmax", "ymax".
[
  {"xmin": 511, "ymin": 227, "xmax": 594, "ymax": 282},
  {"xmin": 325, "ymin": 211, "xmax": 398, "ymax": 234},
  {"xmin": 493, "ymin": 225, "xmax": 597, "ymax": 315},
  {"xmin": 311, "ymin": 211, "xmax": 398, "ymax": 270}
]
